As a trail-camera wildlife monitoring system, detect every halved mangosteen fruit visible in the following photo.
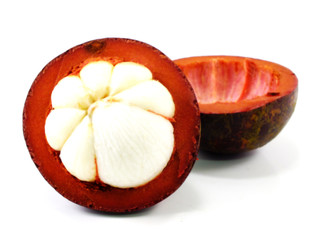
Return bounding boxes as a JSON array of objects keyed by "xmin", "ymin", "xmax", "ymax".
[
  {"xmin": 174, "ymin": 56, "xmax": 298, "ymax": 154},
  {"xmin": 23, "ymin": 38, "xmax": 200, "ymax": 213}
]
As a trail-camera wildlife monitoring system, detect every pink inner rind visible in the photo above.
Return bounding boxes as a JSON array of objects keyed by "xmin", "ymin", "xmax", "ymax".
[{"xmin": 182, "ymin": 59, "xmax": 277, "ymax": 104}]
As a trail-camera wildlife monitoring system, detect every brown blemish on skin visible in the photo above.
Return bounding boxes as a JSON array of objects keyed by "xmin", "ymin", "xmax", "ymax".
[{"xmin": 85, "ymin": 40, "xmax": 105, "ymax": 54}]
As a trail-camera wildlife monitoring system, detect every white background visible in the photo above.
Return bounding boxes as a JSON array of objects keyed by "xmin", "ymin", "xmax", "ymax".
[{"xmin": 1, "ymin": 0, "xmax": 319, "ymax": 239}]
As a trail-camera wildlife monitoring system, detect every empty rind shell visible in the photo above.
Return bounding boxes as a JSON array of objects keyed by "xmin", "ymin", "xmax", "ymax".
[{"xmin": 175, "ymin": 56, "xmax": 298, "ymax": 154}]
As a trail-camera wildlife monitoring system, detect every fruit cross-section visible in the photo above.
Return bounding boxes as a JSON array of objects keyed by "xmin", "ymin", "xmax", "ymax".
[{"xmin": 45, "ymin": 61, "xmax": 175, "ymax": 188}]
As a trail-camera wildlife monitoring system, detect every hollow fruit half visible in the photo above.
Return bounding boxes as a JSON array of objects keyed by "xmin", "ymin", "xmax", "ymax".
[
  {"xmin": 175, "ymin": 56, "xmax": 298, "ymax": 154},
  {"xmin": 23, "ymin": 38, "xmax": 200, "ymax": 213}
]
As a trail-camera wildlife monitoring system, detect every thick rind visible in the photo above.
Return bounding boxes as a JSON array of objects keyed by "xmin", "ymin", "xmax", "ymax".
[
  {"xmin": 23, "ymin": 38, "xmax": 200, "ymax": 213},
  {"xmin": 200, "ymin": 87, "xmax": 297, "ymax": 154},
  {"xmin": 174, "ymin": 56, "xmax": 298, "ymax": 154}
]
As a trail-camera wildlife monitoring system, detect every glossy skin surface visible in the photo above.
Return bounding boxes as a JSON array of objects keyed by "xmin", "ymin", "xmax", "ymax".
[
  {"xmin": 23, "ymin": 38, "xmax": 200, "ymax": 212},
  {"xmin": 175, "ymin": 56, "xmax": 298, "ymax": 154}
]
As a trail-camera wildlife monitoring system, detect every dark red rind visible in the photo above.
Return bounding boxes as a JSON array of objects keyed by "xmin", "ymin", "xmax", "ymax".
[
  {"xmin": 23, "ymin": 38, "xmax": 200, "ymax": 212},
  {"xmin": 199, "ymin": 89, "xmax": 297, "ymax": 153},
  {"xmin": 174, "ymin": 56, "xmax": 298, "ymax": 154}
]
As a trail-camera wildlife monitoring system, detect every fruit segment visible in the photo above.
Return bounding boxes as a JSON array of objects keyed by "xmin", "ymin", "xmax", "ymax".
[
  {"xmin": 109, "ymin": 62, "xmax": 152, "ymax": 95},
  {"xmin": 60, "ymin": 116, "xmax": 96, "ymax": 182},
  {"xmin": 111, "ymin": 80, "xmax": 175, "ymax": 118},
  {"xmin": 51, "ymin": 76, "xmax": 93, "ymax": 109},
  {"xmin": 45, "ymin": 61, "xmax": 175, "ymax": 188},
  {"xmin": 79, "ymin": 61, "xmax": 113, "ymax": 100},
  {"xmin": 92, "ymin": 102, "xmax": 174, "ymax": 188},
  {"xmin": 45, "ymin": 108, "xmax": 86, "ymax": 151}
]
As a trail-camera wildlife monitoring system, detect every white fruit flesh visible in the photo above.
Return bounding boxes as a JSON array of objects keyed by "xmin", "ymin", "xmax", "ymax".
[
  {"xmin": 45, "ymin": 61, "xmax": 175, "ymax": 188},
  {"xmin": 92, "ymin": 102, "xmax": 174, "ymax": 188},
  {"xmin": 111, "ymin": 80, "xmax": 175, "ymax": 118},
  {"xmin": 45, "ymin": 108, "xmax": 86, "ymax": 151},
  {"xmin": 79, "ymin": 61, "xmax": 113, "ymax": 100},
  {"xmin": 109, "ymin": 62, "xmax": 152, "ymax": 95},
  {"xmin": 51, "ymin": 76, "xmax": 93, "ymax": 109},
  {"xmin": 60, "ymin": 116, "xmax": 96, "ymax": 182}
]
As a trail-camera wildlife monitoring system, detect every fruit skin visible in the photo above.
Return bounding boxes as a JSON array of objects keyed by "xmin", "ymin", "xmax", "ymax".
[
  {"xmin": 199, "ymin": 90, "xmax": 297, "ymax": 153},
  {"xmin": 23, "ymin": 38, "xmax": 200, "ymax": 212},
  {"xmin": 175, "ymin": 56, "xmax": 298, "ymax": 154}
]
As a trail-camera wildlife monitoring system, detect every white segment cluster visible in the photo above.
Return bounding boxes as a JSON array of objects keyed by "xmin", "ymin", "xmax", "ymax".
[{"xmin": 45, "ymin": 61, "xmax": 175, "ymax": 188}]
